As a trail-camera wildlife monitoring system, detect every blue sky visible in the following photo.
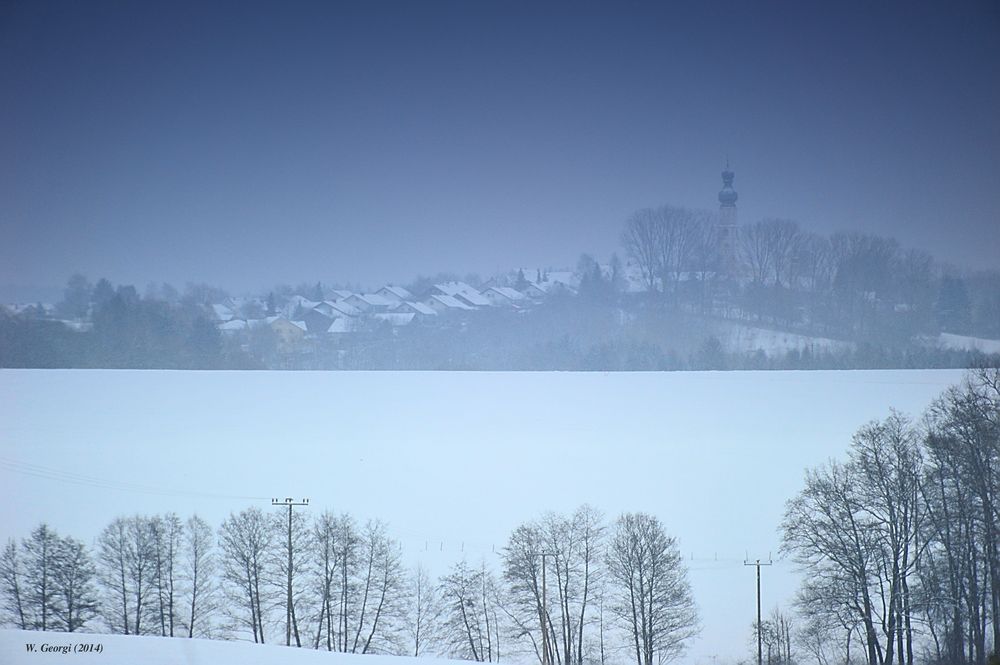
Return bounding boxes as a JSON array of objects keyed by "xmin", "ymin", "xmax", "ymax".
[{"xmin": 2, "ymin": 1, "xmax": 998, "ymax": 298}]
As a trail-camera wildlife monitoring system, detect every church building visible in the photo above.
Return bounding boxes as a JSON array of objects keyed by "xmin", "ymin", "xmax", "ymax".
[{"xmin": 717, "ymin": 163, "xmax": 738, "ymax": 278}]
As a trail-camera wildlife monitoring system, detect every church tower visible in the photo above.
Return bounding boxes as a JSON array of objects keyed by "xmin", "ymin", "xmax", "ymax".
[{"xmin": 717, "ymin": 163, "xmax": 738, "ymax": 277}]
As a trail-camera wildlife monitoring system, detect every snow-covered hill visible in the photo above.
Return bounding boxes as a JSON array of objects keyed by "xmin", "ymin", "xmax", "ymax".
[
  {"xmin": 712, "ymin": 320, "xmax": 851, "ymax": 356},
  {"xmin": 0, "ymin": 629, "xmax": 460, "ymax": 665},
  {"xmin": 936, "ymin": 331, "xmax": 1000, "ymax": 355}
]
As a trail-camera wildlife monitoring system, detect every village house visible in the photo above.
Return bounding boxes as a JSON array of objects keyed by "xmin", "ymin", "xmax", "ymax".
[
  {"xmin": 425, "ymin": 294, "xmax": 474, "ymax": 313},
  {"xmin": 391, "ymin": 300, "xmax": 437, "ymax": 318},
  {"xmin": 266, "ymin": 317, "xmax": 308, "ymax": 351},
  {"xmin": 376, "ymin": 285, "xmax": 414, "ymax": 303},
  {"xmin": 343, "ymin": 293, "xmax": 394, "ymax": 313},
  {"xmin": 482, "ymin": 286, "xmax": 526, "ymax": 307}
]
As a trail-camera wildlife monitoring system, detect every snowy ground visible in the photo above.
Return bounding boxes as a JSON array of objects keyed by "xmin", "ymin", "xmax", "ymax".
[
  {"xmin": 0, "ymin": 629, "xmax": 468, "ymax": 665},
  {"xmin": 937, "ymin": 331, "xmax": 1000, "ymax": 355},
  {"xmin": 0, "ymin": 369, "xmax": 966, "ymax": 665},
  {"xmin": 713, "ymin": 320, "xmax": 852, "ymax": 356}
]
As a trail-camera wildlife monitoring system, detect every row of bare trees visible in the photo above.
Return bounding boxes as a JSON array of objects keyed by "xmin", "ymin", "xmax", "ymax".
[
  {"xmin": 1, "ymin": 506, "xmax": 699, "ymax": 664},
  {"xmin": 620, "ymin": 206, "xmax": 999, "ymax": 342},
  {"xmin": 782, "ymin": 367, "xmax": 1000, "ymax": 665},
  {"xmin": 498, "ymin": 507, "xmax": 698, "ymax": 665}
]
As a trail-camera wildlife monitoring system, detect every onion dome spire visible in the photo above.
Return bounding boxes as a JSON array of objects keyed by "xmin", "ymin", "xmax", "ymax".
[{"xmin": 719, "ymin": 160, "xmax": 737, "ymax": 207}]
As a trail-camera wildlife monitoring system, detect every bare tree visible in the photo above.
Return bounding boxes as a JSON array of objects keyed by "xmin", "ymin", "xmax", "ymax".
[
  {"xmin": 335, "ymin": 513, "xmax": 361, "ymax": 652},
  {"xmin": 0, "ymin": 528, "xmax": 97, "ymax": 634},
  {"xmin": 22, "ymin": 524, "xmax": 60, "ymax": 631},
  {"xmin": 439, "ymin": 559, "xmax": 501, "ymax": 662},
  {"xmin": 606, "ymin": 513, "xmax": 698, "ymax": 665},
  {"xmin": 95, "ymin": 516, "xmax": 157, "ymax": 635},
  {"xmin": 96, "ymin": 517, "xmax": 132, "ymax": 634},
  {"xmin": 310, "ymin": 510, "xmax": 342, "ymax": 651},
  {"xmin": 923, "ymin": 367, "xmax": 1000, "ymax": 662},
  {"xmin": 308, "ymin": 514, "xmax": 407, "ymax": 654},
  {"xmin": 126, "ymin": 516, "xmax": 157, "ymax": 635},
  {"xmin": 181, "ymin": 514, "xmax": 217, "ymax": 638},
  {"xmin": 739, "ymin": 219, "xmax": 800, "ymax": 287},
  {"xmin": 268, "ymin": 508, "xmax": 313, "ymax": 647},
  {"xmin": 622, "ymin": 209, "xmax": 664, "ymax": 293},
  {"xmin": 782, "ymin": 461, "xmax": 884, "ymax": 665},
  {"xmin": 218, "ymin": 507, "xmax": 274, "ymax": 643},
  {"xmin": 50, "ymin": 535, "xmax": 98, "ymax": 633},
  {"xmin": 353, "ymin": 520, "xmax": 407, "ymax": 655},
  {"xmin": 407, "ymin": 562, "xmax": 442, "ymax": 656},
  {"xmin": 501, "ymin": 505, "xmax": 606, "ymax": 665},
  {"xmin": 751, "ymin": 606, "xmax": 794, "ymax": 665},
  {"xmin": 849, "ymin": 412, "xmax": 925, "ymax": 665},
  {"xmin": 500, "ymin": 522, "xmax": 548, "ymax": 663},
  {"xmin": 149, "ymin": 513, "xmax": 183, "ymax": 636},
  {"xmin": 621, "ymin": 206, "xmax": 703, "ymax": 297},
  {"xmin": 0, "ymin": 538, "xmax": 27, "ymax": 629}
]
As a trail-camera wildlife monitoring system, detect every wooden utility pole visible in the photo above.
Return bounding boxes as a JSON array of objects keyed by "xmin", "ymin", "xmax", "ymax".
[
  {"xmin": 744, "ymin": 557, "xmax": 773, "ymax": 665},
  {"xmin": 273, "ymin": 497, "xmax": 309, "ymax": 646}
]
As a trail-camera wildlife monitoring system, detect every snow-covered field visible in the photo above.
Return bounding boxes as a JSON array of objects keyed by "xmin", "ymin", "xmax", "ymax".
[
  {"xmin": 714, "ymin": 320, "xmax": 852, "ymax": 356},
  {"xmin": 0, "ymin": 369, "xmax": 966, "ymax": 664},
  {"xmin": 0, "ymin": 629, "xmax": 468, "ymax": 665},
  {"xmin": 937, "ymin": 331, "xmax": 1000, "ymax": 355}
]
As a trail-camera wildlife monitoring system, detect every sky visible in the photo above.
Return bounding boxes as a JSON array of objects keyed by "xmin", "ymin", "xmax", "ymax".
[
  {"xmin": 1, "ymin": 1, "xmax": 998, "ymax": 300},
  {"xmin": 0, "ymin": 368, "xmax": 966, "ymax": 664}
]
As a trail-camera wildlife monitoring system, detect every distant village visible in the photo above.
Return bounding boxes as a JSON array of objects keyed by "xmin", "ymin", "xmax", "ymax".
[
  {"xmin": 211, "ymin": 268, "xmax": 603, "ymax": 352},
  {"xmin": 4, "ymin": 168, "xmax": 998, "ymax": 370}
]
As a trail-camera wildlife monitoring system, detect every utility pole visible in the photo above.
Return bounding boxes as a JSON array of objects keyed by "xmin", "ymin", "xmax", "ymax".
[
  {"xmin": 744, "ymin": 556, "xmax": 772, "ymax": 665},
  {"xmin": 273, "ymin": 497, "xmax": 309, "ymax": 647}
]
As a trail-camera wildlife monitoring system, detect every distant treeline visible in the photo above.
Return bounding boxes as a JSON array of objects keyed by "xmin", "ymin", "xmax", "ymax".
[
  {"xmin": 0, "ymin": 279, "xmax": 257, "ymax": 369},
  {"xmin": 618, "ymin": 209, "xmax": 1000, "ymax": 343}
]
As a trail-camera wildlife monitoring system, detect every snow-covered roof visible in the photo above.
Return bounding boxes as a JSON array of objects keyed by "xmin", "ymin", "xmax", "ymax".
[
  {"xmin": 288, "ymin": 296, "xmax": 320, "ymax": 310},
  {"xmin": 378, "ymin": 285, "xmax": 413, "ymax": 300},
  {"xmin": 330, "ymin": 289, "xmax": 354, "ymax": 300},
  {"xmin": 523, "ymin": 281, "xmax": 548, "ymax": 294},
  {"xmin": 264, "ymin": 316, "xmax": 308, "ymax": 332},
  {"xmin": 454, "ymin": 291, "xmax": 490, "ymax": 307},
  {"xmin": 486, "ymin": 286, "xmax": 526, "ymax": 301},
  {"xmin": 218, "ymin": 319, "xmax": 249, "ymax": 332},
  {"xmin": 433, "ymin": 281, "xmax": 480, "ymax": 297},
  {"xmin": 211, "ymin": 303, "xmax": 235, "ymax": 321},
  {"xmin": 428, "ymin": 294, "xmax": 474, "ymax": 310},
  {"xmin": 393, "ymin": 300, "xmax": 437, "ymax": 315},
  {"xmin": 315, "ymin": 300, "xmax": 361, "ymax": 317},
  {"xmin": 346, "ymin": 293, "xmax": 394, "ymax": 308}
]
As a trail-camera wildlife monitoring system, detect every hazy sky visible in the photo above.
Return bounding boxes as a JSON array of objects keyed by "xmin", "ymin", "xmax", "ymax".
[{"xmin": 2, "ymin": 1, "xmax": 998, "ymax": 299}]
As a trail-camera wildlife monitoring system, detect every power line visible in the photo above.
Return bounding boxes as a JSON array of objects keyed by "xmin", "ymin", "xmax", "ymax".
[{"xmin": 0, "ymin": 456, "xmax": 270, "ymax": 501}]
